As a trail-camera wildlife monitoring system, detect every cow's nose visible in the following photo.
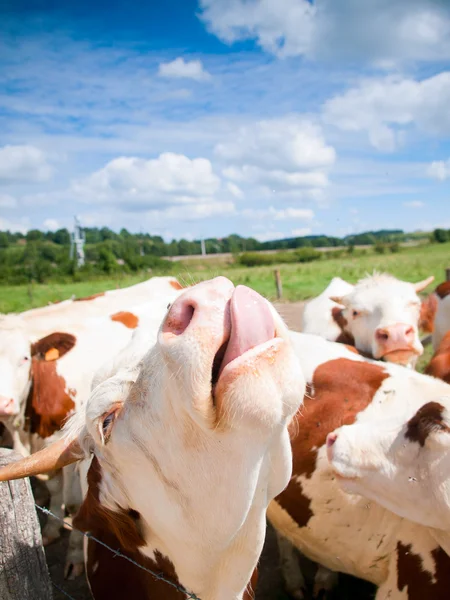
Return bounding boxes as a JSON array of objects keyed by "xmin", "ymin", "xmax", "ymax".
[
  {"xmin": 375, "ymin": 324, "xmax": 415, "ymax": 346},
  {"xmin": 162, "ymin": 277, "xmax": 234, "ymax": 337},
  {"xmin": 0, "ymin": 396, "xmax": 15, "ymax": 417}
]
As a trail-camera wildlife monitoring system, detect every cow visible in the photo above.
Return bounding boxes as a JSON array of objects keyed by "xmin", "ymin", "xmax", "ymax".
[
  {"xmin": 0, "ymin": 277, "xmax": 305, "ymax": 600},
  {"xmin": 0, "ymin": 277, "xmax": 183, "ymax": 424},
  {"xmin": 0, "ymin": 297, "xmax": 179, "ymax": 578},
  {"xmin": 425, "ymin": 331, "xmax": 450, "ymax": 383},
  {"xmin": 326, "ymin": 383, "xmax": 450, "ymax": 558},
  {"xmin": 328, "ymin": 273, "xmax": 434, "ymax": 366},
  {"xmin": 301, "ymin": 277, "xmax": 354, "ymax": 341},
  {"xmin": 266, "ymin": 332, "xmax": 450, "ymax": 599},
  {"xmin": 432, "ymin": 281, "xmax": 450, "ymax": 351}
]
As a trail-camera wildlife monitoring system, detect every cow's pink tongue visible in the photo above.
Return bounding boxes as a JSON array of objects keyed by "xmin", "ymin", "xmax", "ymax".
[{"xmin": 219, "ymin": 285, "xmax": 275, "ymax": 375}]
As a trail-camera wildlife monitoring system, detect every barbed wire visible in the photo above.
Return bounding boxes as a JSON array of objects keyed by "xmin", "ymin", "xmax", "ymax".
[
  {"xmin": 36, "ymin": 503, "xmax": 201, "ymax": 600},
  {"xmin": 51, "ymin": 580, "xmax": 79, "ymax": 600}
]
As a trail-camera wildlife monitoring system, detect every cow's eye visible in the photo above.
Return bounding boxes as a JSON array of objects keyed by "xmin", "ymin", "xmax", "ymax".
[
  {"xmin": 352, "ymin": 310, "xmax": 359, "ymax": 318},
  {"xmin": 99, "ymin": 404, "xmax": 122, "ymax": 444},
  {"xmin": 20, "ymin": 356, "xmax": 29, "ymax": 364},
  {"xmin": 167, "ymin": 302, "xmax": 172, "ymax": 310}
]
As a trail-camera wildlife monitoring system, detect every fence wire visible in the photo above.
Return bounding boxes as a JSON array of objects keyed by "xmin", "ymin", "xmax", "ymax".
[{"xmin": 35, "ymin": 503, "xmax": 201, "ymax": 600}]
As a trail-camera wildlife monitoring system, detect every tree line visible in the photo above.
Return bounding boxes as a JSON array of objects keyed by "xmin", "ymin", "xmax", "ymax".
[{"xmin": 0, "ymin": 226, "xmax": 438, "ymax": 285}]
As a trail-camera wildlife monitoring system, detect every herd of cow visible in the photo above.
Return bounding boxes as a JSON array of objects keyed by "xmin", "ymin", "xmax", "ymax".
[{"xmin": 0, "ymin": 271, "xmax": 450, "ymax": 599}]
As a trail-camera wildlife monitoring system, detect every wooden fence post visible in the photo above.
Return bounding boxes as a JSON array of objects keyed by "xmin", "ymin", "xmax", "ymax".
[
  {"xmin": 274, "ymin": 269, "xmax": 283, "ymax": 300},
  {"xmin": 446, "ymin": 267, "xmax": 450, "ymax": 282},
  {"xmin": 0, "ymin": 449, "xmax": 53, "ymax": 600}
]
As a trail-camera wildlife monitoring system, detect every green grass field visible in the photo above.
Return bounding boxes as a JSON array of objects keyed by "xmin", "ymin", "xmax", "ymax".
[{"xmin": 1, "ymin": 241, "xmax": 449, "ymax": 314}]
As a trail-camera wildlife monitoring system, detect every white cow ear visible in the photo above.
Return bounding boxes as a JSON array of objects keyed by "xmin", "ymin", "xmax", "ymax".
[{"xmin": 414, "ymin": 276, "xmax": 435, "ymax": 293}]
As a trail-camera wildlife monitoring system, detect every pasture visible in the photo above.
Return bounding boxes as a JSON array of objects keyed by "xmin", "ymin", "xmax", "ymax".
[{"xmin": 0, "ymin": 241, "xmax": 448, "ymax": 314}]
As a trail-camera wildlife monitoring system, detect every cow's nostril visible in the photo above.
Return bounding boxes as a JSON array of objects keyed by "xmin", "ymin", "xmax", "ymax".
[
  {"xmin": 376, "ymin": 330, "xmax": 389, "ymax": 342},
  {"xmin": 163, "ymin": 301, "xmax": 195, "ymax": 336},
  {"xmin": 327, "ymin": 432, "xmax": 338, "ymax": 448}
]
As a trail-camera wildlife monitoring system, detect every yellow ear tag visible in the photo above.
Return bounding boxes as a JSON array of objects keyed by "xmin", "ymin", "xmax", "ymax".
[{"xmin": 45, "ymin": 348, "xmax": 60, "ymax": 361}]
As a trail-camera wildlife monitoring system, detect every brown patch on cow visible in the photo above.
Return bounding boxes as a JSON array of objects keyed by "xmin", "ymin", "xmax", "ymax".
[
  {"xmin": 396, "ymin": 542, "xmax": 450, "ymax": 599},
  {"xmin": 75, "ymin": 457, "xmax": 201, "ymax": 600},
  {"xmin": 419, "ymin": 293, "xmax": 438, "ymax": 333},
  {"xmin": 276, "ymin": 358, "xmax": 389, "ymax": 527},
  {"xmin": 74, "ymin": 291, "xmax": 106, "ymax": 302},
  {"xmin": 111, "ymin": 311, "xmax": 139, "ymax": 329},
  {"xmin": 405, "ymin": 402, "xmax": 450, "ymax": 447},
  {"xmin": 31, "ymin": 332, "xmax": 76, "ymax": 360},
  {"xmin": 25, "ymin": 360, "xmax": 75, "ymax": 438},
  {"xmin": 425, "ymin": 332, "xmax": 450, "ymax": 384},
  {"xmin": 331, "ymin": 306, "xmax": 347, "ymax": 330},
  {"xmin": 25, "ymin": 332, "xmax": 77, "ymax": 438},
  {"xmin": 435, "ymin": 281, "xmax": 450, "ymax": 300},
  {"xmin": 344, "ymin": 344, "xmax": 360, "ymax": 355},
  {"xmin": 170, "ymin": 279, "xmax": 184, "ymax": 290}
]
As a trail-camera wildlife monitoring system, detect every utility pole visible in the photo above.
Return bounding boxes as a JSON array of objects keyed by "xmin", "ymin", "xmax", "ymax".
[
  {"xmin": 70, "ymin": 215, "xmax": 85, "ymax": 267},
  {"xmin": 201, "ymin": 239, "xmax": 206, "ymax": 256}
]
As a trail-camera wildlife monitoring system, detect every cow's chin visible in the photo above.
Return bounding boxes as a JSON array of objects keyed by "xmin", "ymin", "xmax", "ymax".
[
  {"xmin": 380, "ymin": 348, "xmax": 419, "ymax": 366},
  {"xmin": 213, "ymin": 338, "xmax": 288, "ymax": 423}
]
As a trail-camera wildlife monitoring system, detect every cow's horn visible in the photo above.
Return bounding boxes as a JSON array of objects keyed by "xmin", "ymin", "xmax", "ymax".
[{"xmin": 0, "ymin": 437, "xmax": 83, "ymax": 482}]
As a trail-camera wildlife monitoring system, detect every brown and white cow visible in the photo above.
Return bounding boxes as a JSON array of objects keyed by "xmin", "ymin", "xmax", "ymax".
[
  {"xmin": 0, "ymin": 297, "xmax": 179, "ymax": 578},
  {"xmin": 268, "ymin": 333, "xmax": 450, "ymax": 599},
  {"xmin": 328, "ymin": 273, "xmax": 434, "ymax": 367},
  {"xmin": 326, "ymin": 383, "xmax": 450, "ymax": 559},
  {"xmin": 432, "ymin": 281, "xmax": 450, "ymax": 351},
  {"xmin": 419, "ymin": 292, "xmax": 438, "ymax": 334},
  {"xmin": 0, "ymin": 277, "xmax": 304, "ymax": 600}
]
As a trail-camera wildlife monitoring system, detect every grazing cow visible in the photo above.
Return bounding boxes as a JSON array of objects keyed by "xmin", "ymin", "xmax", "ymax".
[
  {"xmin": 0, "ymin": 298, "xmax": 178, "ymax": 578},
  {"xmin": 267, "ymin": 333, "xmax": 450, "ymax": 599},
  {"xmin": 328, "ymin": 273, "xmax": 434, "ymax": 366},
  {"xmin": 425, "ymin": 331, "xmax": 450, "ymax": 384},
  {"xmin": 326, "ymin": 386, "xmax": 450, "ymax": 556},
  {"xmin": 0, "ymin": 277, "xmax": 304, "ymax": 600},
  {"xmin": 432, "ymin": 281, "xmax": 450, "ymax": 351},
  {"xmin": 301, "ymin": 277, "xmax": 354, "ymax": 341}
]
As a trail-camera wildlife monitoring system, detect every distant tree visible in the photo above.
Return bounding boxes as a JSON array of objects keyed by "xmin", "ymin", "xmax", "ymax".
[
  {"xmin": 433, "ymin": 229, "xmax": 448, "ymax": 243},
  {"xmin": 53, "ymin": 228, "xmax": 71, "ymax": 245},
  {"xmin": 0, "ymin": 232, "xmax": 9, "ymax": 248},
  {"xmin": 26, "ymin": 229, "xmax": 44, "ymax": 242}
]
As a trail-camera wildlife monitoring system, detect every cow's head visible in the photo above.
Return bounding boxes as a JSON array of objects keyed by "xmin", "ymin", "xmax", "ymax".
[
  {"xmin": 331, "ymin": 273, "xmax": 434, "ymax": 366},
  {"xmin": 326, "ymin": 396, "xmax": 450, "ymax": 530},
  {"xmin": 0, "ymin": 277, "xmax": 304, "ymax": 598},
  {"xmin": 0, "ymin": 316, "xmax": 75, "ymax": 422}
]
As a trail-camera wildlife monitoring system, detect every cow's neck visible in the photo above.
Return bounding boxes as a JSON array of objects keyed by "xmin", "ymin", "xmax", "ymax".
[{"xmin": 75, "ymin": 457, "xmax": 258, "ymax": 599}]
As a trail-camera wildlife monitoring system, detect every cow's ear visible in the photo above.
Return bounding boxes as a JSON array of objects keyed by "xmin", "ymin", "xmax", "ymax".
[
  {"xmin": 405, "ymin": 401, "xmax": 450, "ymax": 449},
  {"xmin": 414, "ymin": 276, "xmax": 435, "ymax": 293},
  {"xmin": 31, "ymin": 332, "xmax": 76, "ymax": 361}
]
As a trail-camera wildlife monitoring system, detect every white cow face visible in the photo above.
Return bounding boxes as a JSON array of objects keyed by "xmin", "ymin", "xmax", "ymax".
[
  {"xmin": 327, "ymin": 397, "xmax": 450, "ymax": 531},
  {"xmin": 331, "ymin": 274, "xmax": 434, "ymax": 366},
  {"xmin": 76, "ymin": 277, "xmax": 304, "ymax": 596},
  {"xmin": 0, "ymin": 320, "xmax": 32, "ymax": 419}
]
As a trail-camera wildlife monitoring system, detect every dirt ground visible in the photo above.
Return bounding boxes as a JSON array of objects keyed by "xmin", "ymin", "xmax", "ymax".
[{"xmin": 35, "ymin": 301, "xmax": 375, "ymax": 599}]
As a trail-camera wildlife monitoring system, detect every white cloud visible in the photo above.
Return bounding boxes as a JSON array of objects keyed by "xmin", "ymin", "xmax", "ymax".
[
  {"xmin": 158, "ymin": 57, "xmax": 211, "ymax": 81},
  {"xmin": 291, "ymin": 227, "xmax": 312, "ymax": 236},
  {"xmin": 72, "ymin": 152, "xmax": 221, "ymax": 210},
  {"xmin": 216, "ymin": 118, "xmax": 335, "ymax": 198},
  {"xmin": 226, "ymin": 181, "xmax": 244, "ymax": 199},
  {"xmin": 0, "ymin": 194, "xmax": 17, "ymax": 208},
  {"xmin": 242, "ymin": 206, "xmax": 314, "ymax": 220},
  {"xmin": 253, "ymin": 230, "xmax": 286, "ymax": 242},
  {"xmin": 43, "ymin": 218, "xmax": 60, "ymax": 230},
  {"xmin": 427, "ymin": 159, "xmax": 450, "ymax": 181},
  {"xmin": 323, "ymin": 72, "xmax": 450, "ymax": 151},
  {"xmin": 403, "ymin": 200, "xmax": 424, "ymax": 208},
  {"xmin": 0, "ymin": 145, "xmax": 53, "ymax": 183},
  {"xmin": 147, "ymin": 201, "xmax": 235, "ymax": 221},
  {"xmin": 199, "ymin": 0, "xmax": 450, "ymax": 63}
]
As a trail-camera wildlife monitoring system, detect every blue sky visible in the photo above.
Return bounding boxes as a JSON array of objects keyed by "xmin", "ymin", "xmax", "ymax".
[{"xmin": 1, "ymin": 0, "xmax": 450, "ymax": 241}]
